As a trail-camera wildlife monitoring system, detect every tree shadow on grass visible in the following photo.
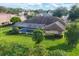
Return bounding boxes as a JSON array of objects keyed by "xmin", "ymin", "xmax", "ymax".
[
  {"xmin": 47, "ymin": 43, "xmax": 74, "ymax": 52},
  {"xmin": 4, "ymin": 30, "xmax": 32, "ymax": 37},
  {"xmin": 45, "ymin": 35, "xmax": 63, "ymax": 40}
]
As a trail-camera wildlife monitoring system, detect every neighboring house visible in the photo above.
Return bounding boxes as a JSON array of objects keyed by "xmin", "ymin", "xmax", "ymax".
[
  {"xmin": 61, "ymin": 14, "xmax": 69, "ymax": 23},
  {"xmin": 0, "ymin": 13, "xmax": 26, "ymax": 26},
  {"xmin": 0, "ymin": 13, "xmax": 15, "ymax": 26},
  {"xmin": 18, "ymin": 12, "xmax": 27, "ymax": 21},
  {"xmin": 36, "ymin": 13, "xmax": 52, "ymax": 16},
  {"xmin": 27, "ymin": 11, "xmax": 36, "ymax": 16},
  {"xmin": 36, "ymin": 11, "xmax": 52, "ymax": 16},
  {"xmin": 13, "ymin": 16, "xmax": 67, "ymax": 35}
]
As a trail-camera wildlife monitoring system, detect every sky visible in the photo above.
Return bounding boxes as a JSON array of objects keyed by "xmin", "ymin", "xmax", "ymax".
[
  {"xmin": 0, "ymin": 3, "xmax": 76, "ymax": 10},
  {"xmin": 0, "ymin": 0, "xmax": 79, "ymax": 3}
]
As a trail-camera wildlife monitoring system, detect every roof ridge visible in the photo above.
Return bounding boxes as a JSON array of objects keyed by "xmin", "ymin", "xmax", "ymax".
[{"xmin": 55, "ymin": 21, "xmax": 65, "ymax": 30}]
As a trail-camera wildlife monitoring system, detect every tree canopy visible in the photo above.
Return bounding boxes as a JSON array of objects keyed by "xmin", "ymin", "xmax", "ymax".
[
  {"xmin": 69, "ymin": 5, "xmax": 79, "ymax": 21},
  {"xmin": 64, "ymin": 23, "xmax": 79, "ymax": 47},
  {"xmin": 53, "ymin": 7, "xmax": 68, "ymax": 17},
  {"xmin": 0, "ymin": 6, "xmax": 23, "ymax": 14},
  {"xmin": 0, "ymin": 6, "xmax": 7, "ymax": 13},
  {"xmin": 10, "ymin": 17, "xmax": 21, "ymax": 24}
]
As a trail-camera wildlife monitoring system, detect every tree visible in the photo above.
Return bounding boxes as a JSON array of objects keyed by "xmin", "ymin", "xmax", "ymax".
[
  {"xmin": 10, "ymin": 17, "xmax": 21, "ymax": 24},
  {"xmin": 0, "ymin": 6, "xmax": 23, "ymax": 14},
  {"xmin": 69, "ymin": 5, "xmax": 79, "ymax": 21},
  {"xmin": 64, "ymin": 23, "xmax": 79, "ymax": 47},
  {"xmin": 53, "ymin": 7, "xmax": 68, "ymax": 17},
  {"xmin": 7, "ymin": 8, "xmax": 23, "ymax": 14},
  {"xmin": 0, "ymin": 6, "xmax": 7, "ymax": 13},
  {"xmin": 32, "ymin": 29, "xmax": 44, "ymax": 44}
]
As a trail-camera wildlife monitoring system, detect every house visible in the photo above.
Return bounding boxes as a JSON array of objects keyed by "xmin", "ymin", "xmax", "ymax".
[
  {"xmin": 27, "ymin": 11, "xmax": 36, "ymax": 16},
  {"xmin": 0, "ymin": 13, "xmax": 15, "ymax": 26},
  {"xmin": 13, "ymin": 16, "xmax": 67, "ymax": 35},
  {"xmin": 61, "ymin": 14, "xmax": 69, "ymax": 23},
  {"xmin": 36, "ymin": 10, "xmax": 52, "ymax": 16},
  {"xmin": 36, "ymin": 12, "xmax": 52, "ymax": 16},
  {"xmin": 18, "ymin": 12, "xmax": 27, "ymax": 21},
  {"xmin": 0, "ymin": 13, "xmax": 26, "ymax": 26}
]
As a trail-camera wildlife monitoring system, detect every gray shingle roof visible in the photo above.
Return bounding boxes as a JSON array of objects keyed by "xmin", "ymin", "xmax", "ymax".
[
  {"xmin": 13, "ymin": 22, "xmax": 45, "ymax": 29},
  {"xmin": 24, "ymin": 16, "xmax": 61, "ymax": 25}
]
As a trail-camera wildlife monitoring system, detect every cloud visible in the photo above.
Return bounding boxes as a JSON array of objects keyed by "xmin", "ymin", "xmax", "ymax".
[
  {"xmin": 0, "ymin": 3, "xmax": 75, "ymax": 10},
  {"xmin": 0, "ymin": 0, "xmax": 79, "ymax": 3}
]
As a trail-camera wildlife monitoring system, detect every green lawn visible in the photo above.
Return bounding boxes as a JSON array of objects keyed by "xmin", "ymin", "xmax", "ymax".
[{"xmin": 0, "ymin": 26, "xmax": 79, "ymax": 56}]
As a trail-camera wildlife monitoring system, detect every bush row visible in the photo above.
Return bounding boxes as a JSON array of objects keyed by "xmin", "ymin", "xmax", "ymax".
[{"xmin": 0, "ymin": 43, "xmax": 66, "ymax": 56}]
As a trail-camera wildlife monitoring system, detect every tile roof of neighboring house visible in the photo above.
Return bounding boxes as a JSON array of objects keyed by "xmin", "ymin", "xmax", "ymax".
[
  {"xmin": 0, "ymin": 13, "xmax": 16, "ymax": 24},
  {"xmin": 24, "ymin": 16, "xmax": 61, "ymax": 25},
  {"xmin": 0, "ymin": 13, "xmax": 26, "ymax": 24}
]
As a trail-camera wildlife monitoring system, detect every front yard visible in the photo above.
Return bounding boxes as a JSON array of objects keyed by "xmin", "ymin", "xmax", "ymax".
[{"xmin": 0, "ymin": 26, "xmax": 79, "ymax": 55}]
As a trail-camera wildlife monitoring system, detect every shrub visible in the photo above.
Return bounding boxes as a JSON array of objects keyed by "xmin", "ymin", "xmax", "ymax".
[
  {"xmin": 48, "ymin": 49, "xmax": 66, "ymax": 56},
  {"xmin": 10, "ymin": 17, "xmax": 21, "ymax": 24},
  {"xmin": 64, "ymin": 23, "xmax": 79, "ymax": 48},
  {"xmin": 10, "ymin": 43, "xmax": 29, "ymax": 56},
  {"xmin": 11, "ymin": 27, "xmax": 19, "ymax": 34},
  {"xmin": 32, "ymin": 29, "xmax": 45, "ymax": 44},
  {"xmin": 28, "ymin": 44, "xmax": 48, "ymax": 56},
  {"xmin": 0, "ymin": 45, "xmax": 7, "ymax": 56},
  {"xmin": 0, "ymin": 43, "xmax": 29, "ymax": 56}
]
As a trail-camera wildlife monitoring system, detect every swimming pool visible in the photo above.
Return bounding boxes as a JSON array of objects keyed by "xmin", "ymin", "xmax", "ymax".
[{"xmin": 19, "ymin": 28, "xmax": 33, "ymax": 33}]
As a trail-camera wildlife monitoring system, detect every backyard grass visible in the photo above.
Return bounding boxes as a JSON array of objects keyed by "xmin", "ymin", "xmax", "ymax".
[{"xmin": 0, "ymin": 26, "xmax": 79, "ymax": 56}]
